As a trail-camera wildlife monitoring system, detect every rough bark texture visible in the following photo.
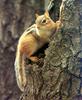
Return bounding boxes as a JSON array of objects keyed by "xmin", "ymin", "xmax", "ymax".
[
  {"xmin": 20, "ymin": 0, "xmax": 80, "ymax": 100},
  {"xmin": 0, "ymin": 0, "xmax": 80, "ymax": 100}
]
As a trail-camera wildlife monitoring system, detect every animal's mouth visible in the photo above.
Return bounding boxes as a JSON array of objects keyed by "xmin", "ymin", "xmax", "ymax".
[{"xmin": 50, "ymin": 28, "xmax": 56, "ymax": 36}]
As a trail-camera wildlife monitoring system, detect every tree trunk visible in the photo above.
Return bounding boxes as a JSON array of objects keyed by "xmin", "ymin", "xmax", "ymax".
[
  {"xmin": 0, "ymin": 0, "xmax": 80, "ymax": 100},
  {"xmin": 20, "ymin": 0, "xmax": 80, "ymax": 100},
  {"xmin": 0, "ymin": 0, "xmax": 44, "ymax": 100}
]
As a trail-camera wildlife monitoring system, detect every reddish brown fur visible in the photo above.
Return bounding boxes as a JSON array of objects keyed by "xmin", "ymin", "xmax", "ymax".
[
  {"xmin": 15, "ymin": 11, "xmax": 62, "ymax": 91},
  {"xmin": 19, "ymin": 33, "xmax": 39, "ymax": 62}
]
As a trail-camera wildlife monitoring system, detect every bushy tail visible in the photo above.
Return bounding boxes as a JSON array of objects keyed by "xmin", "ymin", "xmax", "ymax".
[{"xmin": 14, "ymin": 45, "xmax": 26, "ymax": 92}]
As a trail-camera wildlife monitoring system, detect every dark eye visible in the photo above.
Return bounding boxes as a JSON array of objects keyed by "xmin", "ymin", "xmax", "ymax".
[{"xmin": 41, "ymin": 19, "xmax": 46, "ymax": 24}]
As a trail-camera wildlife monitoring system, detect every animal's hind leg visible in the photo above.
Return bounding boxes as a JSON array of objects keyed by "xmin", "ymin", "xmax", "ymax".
[
  {"xmin": 26, "ymin": 50, "xmax": 39, "ymax": 62},
  {"xmin": 29, "ymin": 56, "xmax": 39, "ymax": 62}
]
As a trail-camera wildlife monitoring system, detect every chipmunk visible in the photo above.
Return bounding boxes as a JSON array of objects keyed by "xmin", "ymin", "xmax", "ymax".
[{"xmin": 14, "ymin": 11, "xmax": 61, "ymax": 91}]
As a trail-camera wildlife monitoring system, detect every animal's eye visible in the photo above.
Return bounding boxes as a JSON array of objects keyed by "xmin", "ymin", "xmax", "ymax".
[{"xmin": 41, "ymin": 19, "xmax": 46, "ymax": 24}]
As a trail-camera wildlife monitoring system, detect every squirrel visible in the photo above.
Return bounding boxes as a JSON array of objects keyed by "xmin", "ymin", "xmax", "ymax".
[{"xmin": 14, "ymin": 11, "xmax": 61, "ymax": 92}]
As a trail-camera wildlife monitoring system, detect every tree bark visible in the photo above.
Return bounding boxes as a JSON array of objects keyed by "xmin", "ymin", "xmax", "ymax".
[
  {"xmin": 0, "ymin": 0, "xmax": 44, "ymax": 100},
  {"xmin": 0, "ymin": 0, "xmax": 80, "ymax": 100},
  {"xmin": 20, "ymin": 0, "xmax": 80, "ymax": 100}
]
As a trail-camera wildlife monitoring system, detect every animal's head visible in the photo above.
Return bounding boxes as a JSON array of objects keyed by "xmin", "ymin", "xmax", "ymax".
[{"xmin": 35, "ymin": 11, "xmax": 55, "ymax": 31}]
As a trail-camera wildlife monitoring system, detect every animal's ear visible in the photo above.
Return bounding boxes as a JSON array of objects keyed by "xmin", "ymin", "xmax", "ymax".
[
  {"xmin": 35, "ymin": 13, "xmax": 39, "ymax": 19},
  {"xmin": 45, "ymin": 10, "xmax": 49, "ymax": 17}
]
